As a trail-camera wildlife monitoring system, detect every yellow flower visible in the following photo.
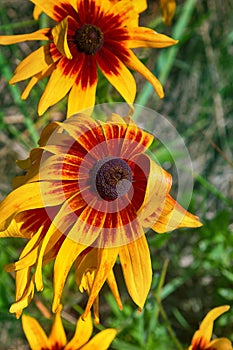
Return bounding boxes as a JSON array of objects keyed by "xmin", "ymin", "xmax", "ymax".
[
  {"xmin": 0, "ymin": 0, "xmax": 177, "ymax": 117},
  {"xmin": 160, "ymin": 0, "xmax": 176, "ymax": 25},
  {"xmin": 22, "ymin": 306, "xmax": 116, "ymax": 349},
  {"xmin": 0, "ymin": 113, "xmax": 201, "ymax": 318},
  {"xmin": 188, "ymin": 305, "xmax": 233, "ymax": 350}
]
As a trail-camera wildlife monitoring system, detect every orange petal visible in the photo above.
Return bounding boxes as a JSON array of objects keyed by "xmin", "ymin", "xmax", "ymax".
[
  {"xmin": 160, "ymin": 0, "xmax": 176, "ymax": 26},
  {"xmin": 81, "ymin": 329, "xmax": 117, "ymax": 350},
  {"xmin": 49, "ymin": 305, "xmax": 67, "ymax": 347},
  {"xmin": 31, "ymin": 0, "xmax": 78, "ymax": 21},
  {"xmin": 9, "ymin": 44, "xmax": 54, "ymax": 84},
  {"xmin": 97, "ymin": 47, "xmax": 136, "ymax": 105},
  {"xmin": 208, "ymin": 338, "xmax": 233, "ymax": 350},
  {"xmin": 0, "ymin": 28, "xmax": 50, "ymax": 45},
  {"xmin": 65, "ymin": 313, "xmax": 93, "ymax": 350},
  {"xmin": 125, "ymin": 50, "xmax": 164, "ymax": 98},
  {"xmin": 107, "ymin": 270, "xmax": 123, "ymax": 311},
  {"xmin": 119, "ymin": 234, "xmax": 152, "ymax": 310},
  {"xmin": 22, "ymin": 314, "xmax": 50, "ymax": 348},
  {"xmin": 151, "ymin": 194, "xmax": 202, "ymax": 233},
  {"xmin": 127, "ymin": 27, "xmax": 178, "ymax": 49},
  {"xmin": 9, "ymin": 277, "xmax": 35, "ymax": 318}
]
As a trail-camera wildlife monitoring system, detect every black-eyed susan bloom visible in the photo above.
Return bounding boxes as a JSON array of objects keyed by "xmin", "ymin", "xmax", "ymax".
[
  {"xmin": 0, "ymin": 0, "xmax": 177, "ymax": 117},
  {"xmin": 0, "ymin": 113, "xmax": 202, "ymax": 318},
  {"xmin": 22, "ymin": 306, "xmax": 116, "ymax": 349},
  {"xmin": 188, "ymin": 306, "xmax": 233, "ymax": 350}
]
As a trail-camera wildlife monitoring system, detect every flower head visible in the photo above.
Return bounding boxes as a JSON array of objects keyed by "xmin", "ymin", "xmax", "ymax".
[
  {"xmin": 188, "ymin": 305, "xmax": 233, "ymax": 350},
  {"xmin": 22, "ymin": 306, "xmax": 116, "ymax": 350},
  {"xmin": 0, "ymin": 113, "xmax": 201, "ymax": 318},
  {"xmin": 0, "ymin": 0, "xmax": 177, "ymax": 116}
]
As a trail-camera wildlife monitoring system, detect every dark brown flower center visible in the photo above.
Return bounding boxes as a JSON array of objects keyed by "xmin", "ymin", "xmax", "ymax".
[
  {"xmin": 75, "ymin": 24, "xmax": 104, "ymax": 55},
  {"xmin": 93, "ymin": 158, "xmax": 132, "ymax": 201}
]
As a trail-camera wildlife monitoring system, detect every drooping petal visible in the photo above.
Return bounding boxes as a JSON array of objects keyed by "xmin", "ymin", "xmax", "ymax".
[
  {"xmin": 82, "ymin": 247, "xmax": 119, "ymax": 320},
  {"xmin": 31, "ymin": 0, "xmax": 78, "ymax": 21},
  {"xmin": 151, "ymin": 194, "xmax": 202, "ymax": 233},
  {"xmin": 49, "ymin": 305, "xmax": 67, "ymax": 348},
  {"xmin": 160, "ymin": 0, "xmax": 176, "ymax": 26},
  {"xmin": 125, "ymin": 50, "xmax": 164, "ymax": 98},
  {"xmin": 22, "ymin": 314, "xmax": 50, "ymax": 349},
  {"xmin": 0, "ymin": 28, "xmax": 50, "ymax": 45},
  {"xmin": 9, "ymin": 277, "xmax": 35, "ymax": 318},
  {"xmin": 126, "ymin": 27, "xmax": 178, "ymax": 49},
  {"xmin": 67, "ymin": 55, "xmax": 98, "ymax": 117},
  {"xmin": 52, "ymin": 238, "xmax": 87, "ymax": 312},
  {"xmin": 119, "ymin": 234, "xmax": 152, "ymax": 310},
  {"xmin": 97, "ymin": 47, "xmax": 136, "ymax": 105},
  {"xmin": 65, "ymin": 313, "xmax": 93, "ymax": 350},
  {"xmin": 9, "ymin": 45, "xmax": 54, "ymax": 84},
  {"xmin": 81, "ymin": 329, "xmax": 117, "ymax": 350},
  {"xmin": 107, "ymin": 270, "xmax": 123, "ymax": 311}
]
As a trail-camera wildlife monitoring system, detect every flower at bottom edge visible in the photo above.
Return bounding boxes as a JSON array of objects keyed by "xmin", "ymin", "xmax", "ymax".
[
  {"xmin": 0, "ymin": 113, "xmax": 202, "ymax": 319},
  {"xmin": 22, "ymin": 305, "xmax": 116, "ymax": 350},
  {"xmin": 188, "ymin": 305, "xmax": 233, "ymax": 350}
]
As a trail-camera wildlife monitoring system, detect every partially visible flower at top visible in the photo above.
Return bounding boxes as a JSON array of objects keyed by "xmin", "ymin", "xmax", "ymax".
[
  {"xmin": 0, "ymin": 0, "xmax": 177, "ymax": 117},
  {"xmin": 0, "ymin": 113, "xmax": 201, "ymax": 319},
  {"xmin": 188, "ymin": 305, "xmax": 233, "ymax": 350},
  {"xmin": 160, "ymin": 0, "xmax": 176, "ymax": 25},
  {"xmin": 22, "ymin": 305, "xmax": 116, "ymax": 350}
]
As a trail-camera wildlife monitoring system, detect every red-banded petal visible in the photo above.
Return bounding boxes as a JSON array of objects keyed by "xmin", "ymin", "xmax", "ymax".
[
  {"xmin": 67, "ymin": 55, "xmax": 98, "ymax": 117},
  {"xmin": 119, "ymin": 234, "xmax": 152, "ymax": 310},
  {"xmin": 126, "ymin": 27, "xmax": 178, "ymax": 48},
  {"xmin": 9, "ymin": 45, "xmax": 54, "ymax": 85},
  {"xmin": 38, "ymin": 57, "xmax": 78, "ymax": 116},
  {"xmin": 121, "ymin": 124, "xmax": 154, "ymax": 158},
  {"xmin": 81, "ymin": 329, "xmax": 117, "ymax": 350},
  {"xmin": 82, "ymin": 247, "xmax": 119, "ymax": 320},
  {"xmin": 49, "ymin": 305, "xmax": 67, "ymax": 348},
  {"xmin": 65, "ymin": 313, "xmax": 93, "ymax": 350},
  {"xmin": 152, "ymin": 194, "xmax": 202, "ymax": 233},
  {"xmin": 125, "ymin": 50, "xmax": 164, "ymax": 98},
  {"xmin": 97, "ymin": 47, "xmax": 136, "ymax": 104},
  {"xmin": 0, "ymin": 28, "xmax": 50, "ymax": 45},
  {"xmin": 22, "ymin": 314, "xmax": 50, "ymax": 348},
  {"xmin": 31, "ymin": 0, "xmax": 78, "ymax": 21}
]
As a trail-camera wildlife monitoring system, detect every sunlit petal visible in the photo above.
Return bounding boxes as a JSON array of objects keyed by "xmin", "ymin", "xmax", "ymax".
[{"xmin": 22, "ymin": 314, "xmax": 50, "ymax": 349}]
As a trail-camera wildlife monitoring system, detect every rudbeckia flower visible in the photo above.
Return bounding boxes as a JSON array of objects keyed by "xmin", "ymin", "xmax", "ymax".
[
  {"xmin": 0, "ymin": 113, "xmax": 201, "ymax": 318},
  {"xmin": 22, "ymin": 306, "xmax": 116, "ymax": 349},
  {"xmin": 188, "ymin": 305, "xmax": 233, "ymax": 350},
  {"xmin": 160, "ymin": 0, "xmax": 176, "ymax": 25},
  {"xmin": 0, "ymin": 0, "xmax": 177, "ymax": 117}
]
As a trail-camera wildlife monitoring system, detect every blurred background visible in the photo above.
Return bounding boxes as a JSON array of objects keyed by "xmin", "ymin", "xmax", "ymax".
[{"xmin": 0, "ymin": 0, "xmax": 233, "ymax": 349}]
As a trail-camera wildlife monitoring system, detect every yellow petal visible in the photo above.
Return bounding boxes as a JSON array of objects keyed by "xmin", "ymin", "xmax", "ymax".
[
  {"xmin": 127, "ymin": 27, "xmax": 178, "ymax": 48},
  {"xmin": 0, "ymin": 28, "xmax": 50, "ymax": 45},
  {"xmin": 22, "ymin": 314, "xmax": 50, "ymax": 349},
  {"xmin": 10, "ymin": 278, "xmax": 35, "ymax": 318},
  {"xmin": 125, "ymin": 50, "xmax": 164, "ymax": 98},
  {"xmin": 65, "ymin": 313, "xmax": 93, "ymax": 350},
  {"xmin": 49, "ymin": 305, "xmax": 67, "ymax": 347},
  {"xmin": 152, "ymin": 194, "xmax": 202, "ymax": 233},
  {"xmin": 81, "ymin": 329, "xmax": 117, "ymax": 350},
  {"xmin": 208, "ymin": 338, "xmax": 233, "ymax": 350},
  {"xmin": 97, "ymin": 48, "xmax": 136, "ymax": 105},
  {"xmin": 0, "ymin": 183, "xmax": 44, "ymax": 232},
  {"xmin": 197, "ymin": 306, "xmax": 230, "ymax": 342},
  {"xmin": 52, "ymin": 17, "xmax": 72, "ymax": 59},
  {"xmin": 82, "ymin": 247, "xmax": 119, "ymax": 320},
  {"xmin": 10, "ymin": 45, "xmax": 54, "ymax": 84},
  {"xmin": 38, "ymin": 58, "xmax": 77, "ymax": 116},
  {"xmin": 33, "ymin": 5, "xmax": 42, "ymax": 20},
  {"xmin": 52, "ymin": 238, "xmax": 87, "ymax": 312},
  {"xmin": 31, "ymin": 0, "xmax": 78, "ymax": 21},
  {"xmin": 107, "ymin": 270, "xmax": 123, "ymax": 311},
  {"xmin": 119, "ymin": 234, "xmax": 152, "ymax": 310}
]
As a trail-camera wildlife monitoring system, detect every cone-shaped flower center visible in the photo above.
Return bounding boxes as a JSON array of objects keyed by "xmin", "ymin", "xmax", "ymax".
[
  {"xmin": 94, "ymin": 158, "xmax": 133, "ymax": 201},
  {"xmin": 75, "ymin": 24, "xmax": 104, "ymax": 55}
]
